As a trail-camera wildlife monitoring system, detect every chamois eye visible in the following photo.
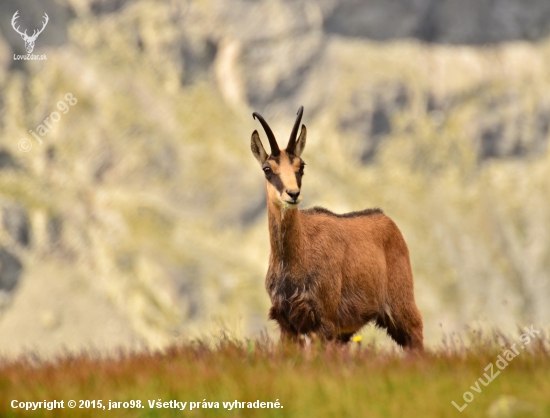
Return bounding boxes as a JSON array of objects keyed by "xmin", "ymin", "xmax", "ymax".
[{"xmin": 263, "ymin": 167, "xmax": 271, "ymax": 175}]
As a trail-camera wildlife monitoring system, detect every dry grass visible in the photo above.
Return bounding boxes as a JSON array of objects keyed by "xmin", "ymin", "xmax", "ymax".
[{"xmin": 1, "ymin": 329, "xmax": 549, "ymax": 417}]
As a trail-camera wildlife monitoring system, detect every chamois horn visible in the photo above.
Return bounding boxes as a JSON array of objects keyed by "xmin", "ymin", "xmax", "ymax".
[
  {"xmin": 286, "ymin": 106, "xmax": 304, "ymax": 154},
  {"xmin": 253, "ymin": 112, "xmax": 280, "ymax": 157}
]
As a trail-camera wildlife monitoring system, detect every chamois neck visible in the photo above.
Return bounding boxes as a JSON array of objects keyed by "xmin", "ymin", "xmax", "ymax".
[{"xmin": 267, "ymin": 200, "xmax": 303, "ymax": 266}]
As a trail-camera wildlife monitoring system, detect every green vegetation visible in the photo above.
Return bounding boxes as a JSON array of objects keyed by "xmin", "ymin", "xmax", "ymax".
[{"xmin": 1, "ymin": 330, "xmax": 549, "ymax": 418}]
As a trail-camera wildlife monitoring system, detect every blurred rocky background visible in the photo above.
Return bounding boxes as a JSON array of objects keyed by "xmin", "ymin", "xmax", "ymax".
[{"xmin": 1, "ymin": 0, "xmax": 550, "ymax": 356}]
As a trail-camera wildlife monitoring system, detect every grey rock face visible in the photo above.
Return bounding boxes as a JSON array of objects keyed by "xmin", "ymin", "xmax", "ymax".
[
  {"xmin": 0, "ymin": 247, "xmax": 21, "ymax": 293},
  {"xmin": 323, "ymin": 0, "xmax": 550, "ymax": 44},
  {"xmin": 1, "ymin": 0, "xmax": 550, "ymax": 60},
  {"xmin": 338, "ymin": 84, "xmax": 409, "ymax": 163},
  {"xmin": 0, "ymin": 150, "xmax": 19, "ymax": 171},
  {"xmin": 2, "ymin": 205, "xmax": 30, "ymax": 247}
]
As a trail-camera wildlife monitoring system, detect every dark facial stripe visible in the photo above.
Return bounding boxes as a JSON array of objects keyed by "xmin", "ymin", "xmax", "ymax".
[
  {"xmin": 267, "ymin": 173, "xmax": 285, "ymax": 194},
  {"xmin": 294, "ymin": 157, "xmax": 304, "ymax": 188},
  {"xmin": 295, "ymin": 171, "xmax": 303, "ymax": 188}
]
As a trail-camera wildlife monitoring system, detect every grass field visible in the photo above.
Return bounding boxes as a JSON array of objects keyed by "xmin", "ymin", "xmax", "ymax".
[{"xmin": 1, "ymin": 329, "xmax": 549, "ymax": 418}]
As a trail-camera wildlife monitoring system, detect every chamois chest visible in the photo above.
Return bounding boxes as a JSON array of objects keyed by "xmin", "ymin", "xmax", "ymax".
[{"xmin": 266, "ymin": 269, "xmax": 321, "ymax": 335}]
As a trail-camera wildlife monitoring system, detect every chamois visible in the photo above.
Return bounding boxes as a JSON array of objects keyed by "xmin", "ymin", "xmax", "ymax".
[{"xmin": 251, "ymin": 106, "xmax": 424, "ymax": 351}]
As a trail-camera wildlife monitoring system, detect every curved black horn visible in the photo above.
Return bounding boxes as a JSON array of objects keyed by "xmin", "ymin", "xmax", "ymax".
[
  {"xmin": 252, "ymin": 112, "xmax": 280, "ymax": 157},
  {"xmin": 286, "ymin": 106, "xmax": 304, "ymax": 154}
]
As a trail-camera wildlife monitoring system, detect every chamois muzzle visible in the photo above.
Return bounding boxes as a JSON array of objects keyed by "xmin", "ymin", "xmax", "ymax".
[{"xmin": 286, "ymin": 190, "xmax": 300, "ymax": 203}]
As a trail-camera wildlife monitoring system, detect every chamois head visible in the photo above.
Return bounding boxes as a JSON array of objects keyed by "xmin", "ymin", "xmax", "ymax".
[{"xmin": 251, "ymin": 107, "xmax": 307, "ymax": 209}]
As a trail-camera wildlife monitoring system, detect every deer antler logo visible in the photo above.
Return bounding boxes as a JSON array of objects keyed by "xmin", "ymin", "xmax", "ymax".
[{"xmin": 11, "ymin": 10, "xmax": 49, "ymax": 54}]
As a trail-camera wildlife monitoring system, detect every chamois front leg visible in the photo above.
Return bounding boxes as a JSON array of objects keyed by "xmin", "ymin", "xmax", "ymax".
[
  {"xmin": 280, "ymin": 328, "xmax": 305, "ymax": 347},
  {"xmin": 318, "ymin": 321, "xmax": 338, "ymax": 343},
  {"xmin": 306, "ymin": 321, "xmax": 338, "ymax": 346},
  {"xmin": 269, "ymin": 306, "xmax": 303, "ymax": 346}
]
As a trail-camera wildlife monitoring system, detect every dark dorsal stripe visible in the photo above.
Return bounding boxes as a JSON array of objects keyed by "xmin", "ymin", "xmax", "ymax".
[{"xmin": 301, "ymin": 207, "xmax": 384, "ymax": 218}]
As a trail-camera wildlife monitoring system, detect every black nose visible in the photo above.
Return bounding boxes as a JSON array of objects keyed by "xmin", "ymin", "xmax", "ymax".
[{"xmin": 287, "ymin": 190, "xmax": 300, "ymax": 201}]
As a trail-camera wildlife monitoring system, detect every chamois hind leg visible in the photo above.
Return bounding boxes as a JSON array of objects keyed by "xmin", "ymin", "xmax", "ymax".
[
  {"xmin": 383, "ymin": 233, "xmax": 425, "ymax": 353},
  {"xmin": 336, "ymin": 333, "xmax": 354, "ymax": 344},
  {"xmin": 376, "ymin": 305, "xmax": 424, "ymax": 353}
]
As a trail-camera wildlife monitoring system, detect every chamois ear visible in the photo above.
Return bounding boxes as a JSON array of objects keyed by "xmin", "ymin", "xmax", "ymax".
[
  {"xmin": 294, "ymin": 125, "xmax": 307, "ymax": 157},
  {"xmin": 251, "ymin": 130, "xmax": 268, "ymax": 165}
]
